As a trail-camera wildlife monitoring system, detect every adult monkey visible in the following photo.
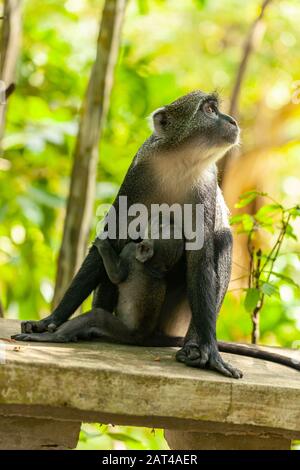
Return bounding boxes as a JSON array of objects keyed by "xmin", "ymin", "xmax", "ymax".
[{"xmin": 15, "ymin": 90, "xmax": 243, "ymax": 379}]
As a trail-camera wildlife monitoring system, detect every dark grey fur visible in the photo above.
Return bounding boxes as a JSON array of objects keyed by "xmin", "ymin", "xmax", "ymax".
[{"xmin": 13, "ymin": 90, "xmax": 244, "ymax": 379}]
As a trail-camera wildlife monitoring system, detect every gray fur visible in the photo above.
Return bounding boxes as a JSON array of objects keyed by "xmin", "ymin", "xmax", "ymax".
[{"xmin": 14, "ymin": 90, "xmax": 243, "ymax": 379}]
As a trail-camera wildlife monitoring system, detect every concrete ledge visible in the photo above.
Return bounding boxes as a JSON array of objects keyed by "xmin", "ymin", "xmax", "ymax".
[
  {"xmin": 1, "ymin": 319, "xmax": 300, "ymax": 449},
  {"xmin": 0, "ymin": 415, "xmax": 80, "ymax": 450}
]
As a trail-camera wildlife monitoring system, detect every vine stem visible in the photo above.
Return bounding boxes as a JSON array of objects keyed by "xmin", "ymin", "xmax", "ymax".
[
  {"xmin": 251, "ymin": 249, "xmax": 262, "ymax": 344},
  {"xmin": 250, "ymin": 211, "xmax": 291, "ymax": 344}
]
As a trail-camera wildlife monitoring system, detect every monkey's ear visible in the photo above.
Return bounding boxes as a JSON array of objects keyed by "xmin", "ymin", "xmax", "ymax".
[
  {"xmin": 152, "ymin": 107, "xmax": 168, "ymax": 136},
  {"xmin": 136, "ymin": 240, "xmax": 154, "ymax": 263}
]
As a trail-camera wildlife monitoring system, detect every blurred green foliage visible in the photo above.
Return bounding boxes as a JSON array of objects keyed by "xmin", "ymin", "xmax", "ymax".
[
  {"xmin": 1, "ymin": 0, "xmax": 300, "ymax": 450},
  {"xmin": 77, "ymin": 424, "xmax": 168, "ymax": 450},
  {"xmin": 230, "ymin": 191, "xmax": 300, "ymax": 343}
]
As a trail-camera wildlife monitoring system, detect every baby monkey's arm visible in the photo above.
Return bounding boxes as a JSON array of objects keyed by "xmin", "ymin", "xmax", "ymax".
[{"xmin": 94, "ymin": 238, "xmax": 128, "ymax": 284}]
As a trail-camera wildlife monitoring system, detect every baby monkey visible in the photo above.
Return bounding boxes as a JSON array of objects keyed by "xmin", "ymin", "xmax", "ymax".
[{"xmin": 13, "ymin": 224, "xmax": 184, "ymax": 345}]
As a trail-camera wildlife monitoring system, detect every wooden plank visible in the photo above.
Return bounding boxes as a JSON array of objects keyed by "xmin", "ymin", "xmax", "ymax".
[{"xmin": 0, "ymin": 319, "xmax": 300, "ymax": 433}]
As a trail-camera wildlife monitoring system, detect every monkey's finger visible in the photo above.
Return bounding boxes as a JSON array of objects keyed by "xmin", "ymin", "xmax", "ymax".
[
  {"xmin": 187, "ymin": 346, "xmax": 201, "ymax": 361},
  {"xmin": 209, "ymin": 357, "xmax": 242, "ymax": 379},
  {"xmin": 175, "ymin": 349, "xmax": 188, "ymax": 363},
  {"xmin": 176, "ymin": 345, "xmax": 210, "ymax": 367},
  {"xmin": 209, "ymin": 358, "xmax": 235, "ymax": 378},
  {"xmin": 222, "ymin": 361, "xmax": 243, "ymax": 379},
  {"xmin": 185, "ymin": 350, "xmax": 209, "ymax": 368},
  {"xmin": 21, "ymin": 320, "xmax": 47, "ymax": 333},
  {"xmin": 176, "ymin": 345, "xmax": 199, "ymax": 363},
  {"xmin": 47, "ymin": 323, "xmax": 57, "ymax": 333},
  {"xmin": 188, "ymin": 355, "xmax": 209, "ymax": 367},
  {"xmin": 21, "ymin": 321, "xmax": 33, "ymax": 334},
  {"xmin": 11, "ymin": 333, "xmax": 32, "ymax": 341},
  {"xmin": 11, "ymin": 332, "xmax": 52, "ymax": 342}
]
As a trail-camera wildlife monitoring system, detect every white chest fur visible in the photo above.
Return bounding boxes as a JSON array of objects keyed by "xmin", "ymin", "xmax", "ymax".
[{"xmin": 153, "ymin": 145, "xmax": 225, "ymax": 203}]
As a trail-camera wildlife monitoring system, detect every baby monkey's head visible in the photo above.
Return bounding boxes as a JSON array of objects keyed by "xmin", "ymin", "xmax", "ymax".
[{"xmin": 135, "ymin": 223, "xmax": 184, "ymax": 274}]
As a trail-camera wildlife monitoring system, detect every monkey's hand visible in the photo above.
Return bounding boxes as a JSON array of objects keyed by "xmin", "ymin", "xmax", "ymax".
[
  {"xmin": 11, "ymin": 331, "xmax": 71, "ymax": 343},
  {"xmin": 176, "ymin": 341, "xmax": 243, "ymax": 379},
  {"xmin": 20, "ymin": 316, "xmax": 60, "ymax": 334},
  {"xmin": 93, "ymin": 237, "xmax": 110, "ymax": 252}
]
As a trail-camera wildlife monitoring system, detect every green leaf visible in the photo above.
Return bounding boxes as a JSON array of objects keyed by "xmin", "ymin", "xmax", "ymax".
[
  {"xmin": 285, "ymin": 223, "xmax": 297, "ymax": 241},
  {"xmin": 230, "ymin": 214, "xmax": 254, "ymax": 233},
  {"xmin": 193, "ymin": 0, "xmax": 208, "ymax": 8},
  {"xmin": 288, "ymin": 206, "xmax": 300, "ymax": 218},
  {"xmin": 80, "ymin": 430, "xmax": 102, "ymax": 439},
  {"xmin": 242, "ymin": 214, "xmax": 254, "ymax": 232},
  {"xmin": 107, "ymin": 433, "xmax": 140, "ymax": 443},
  {"xmin": 255, "ymin": 203, "xmax": 282, "ymax": 221},
  {"xmin": 267, "ymin": 271, "xmax": 299, "ymax": 288},
  {"xmin": 261, "ymin": 282, "xmax": 278, "ymax": 297},
  {"xmin": 260, "ymin": 222, "xmax": 276, "ymax": 234},
  {"xmin": 137, "ymin": 0, "xmax": 149, "ymax": 15},
  {"xmin": 229, "ymin": 214, "xmax": 244, "ymax": 225},
  {"xmin": 244, "ymin": 288, "xmax": 260, "ymax": 312},
  {"xmin": 235, "ymin": 191, "xmax": 266, "ymax": 209}
]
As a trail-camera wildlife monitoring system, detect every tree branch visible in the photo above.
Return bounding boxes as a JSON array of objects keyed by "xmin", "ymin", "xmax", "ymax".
[
  {"xmin": 52, "ymin": 0, "xmax": 128, "ymax": 308},
  {"xmin": 0, "ymin": 0, "xmax": 22, "ymax": 143},
  {"xmin": 218, "ymin": 0, "xmax": 273, "ymax": 184},
  {"xmin": 229, "ymin": 0, "xmax": 273, "ymax": 118}
]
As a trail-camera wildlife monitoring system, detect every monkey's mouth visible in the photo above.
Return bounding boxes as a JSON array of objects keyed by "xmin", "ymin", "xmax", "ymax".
[{"xmin": 222, "ymin": 123, "xmax": 240, "ymax": 145}]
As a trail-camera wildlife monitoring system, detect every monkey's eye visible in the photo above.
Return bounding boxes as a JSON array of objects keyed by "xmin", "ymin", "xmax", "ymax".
[{"xmin": 202, "ymin": 101, "xmax": 218, "ymax": 117}]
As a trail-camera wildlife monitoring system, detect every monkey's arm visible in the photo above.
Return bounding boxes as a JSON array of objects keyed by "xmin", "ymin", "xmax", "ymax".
[
  {"xmin": 94, "ymin": 238, "xmax": 128, "ymax": 284},
  {"xmin": 21, "ymin": 246, "xmax": 107, "ymax": 334}
]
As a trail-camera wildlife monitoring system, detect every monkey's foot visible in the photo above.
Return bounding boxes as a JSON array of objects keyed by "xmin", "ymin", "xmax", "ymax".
[
  {"xmin": 176, "ymin": 343, "xmax": 243, "ymax": 379},
  {"xmin": 21, "ymin": 316, "xmax": 60, "ymax": 334},
  {"xmin": 11, "ymin": 332, "xmax": 71, "ymax": 343}
]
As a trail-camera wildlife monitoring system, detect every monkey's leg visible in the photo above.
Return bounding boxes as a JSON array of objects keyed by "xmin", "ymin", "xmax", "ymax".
[
  {"xmin": 177, "ymin": 227, "xmax": 233, "ymax": 356},
  {"xmin": 21, "ymin": 246, "xmax": 109, "ymax": 334},
  {"xmin": 13, "ymin": 308, "xmax": 143, "ymax": 344},
  {"xmin": 176, "ymin": 235, "xmax": 242, "ymax": 379}
]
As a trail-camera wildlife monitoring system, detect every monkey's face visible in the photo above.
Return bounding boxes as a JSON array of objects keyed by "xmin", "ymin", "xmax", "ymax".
[{"xmin": 152, "ymin": 90, "xmax": 240, "ymax": 164}]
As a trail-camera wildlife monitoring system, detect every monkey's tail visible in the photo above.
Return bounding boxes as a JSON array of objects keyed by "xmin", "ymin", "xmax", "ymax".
[
  {"xmin": 218, "ymin": 341, "xmax": 300, "ymax": 372},
  {"xmin": 146, "ymin": 335, "xmax": 300, "ymax": 372}
]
